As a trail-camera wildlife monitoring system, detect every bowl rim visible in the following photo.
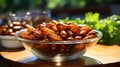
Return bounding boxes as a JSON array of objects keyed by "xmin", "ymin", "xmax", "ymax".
[
  {"xmin": 15, "ymin": 29, "xmax": 102, "ymax": 44},
  {"xmin": 0, "ymin": 35, "xmax": 17, "ymax": 40}
]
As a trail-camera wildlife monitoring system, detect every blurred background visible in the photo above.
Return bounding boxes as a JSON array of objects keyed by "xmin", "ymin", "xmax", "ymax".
[
  {"xmin": 0, "ymin": 0, "xmax": 120, "ymax": 45},
  {"xmin": 0, "ymin": 0, "xmax": 120, "ymax": 19}
]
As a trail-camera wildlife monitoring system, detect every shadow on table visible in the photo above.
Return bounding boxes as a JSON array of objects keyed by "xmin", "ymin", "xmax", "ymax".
[
  {"xmin": 0, "ymin": 46, "xmax": 25, "ymax": 52},
  {"xmin": 18, "ymin": 56, "xmax": 101, "ymax": 66}
]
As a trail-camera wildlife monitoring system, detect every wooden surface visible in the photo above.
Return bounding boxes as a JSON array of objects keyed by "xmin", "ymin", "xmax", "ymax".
[{"xmin": 0, "ymin": 44, "xmax": 120, "ymax": 64}]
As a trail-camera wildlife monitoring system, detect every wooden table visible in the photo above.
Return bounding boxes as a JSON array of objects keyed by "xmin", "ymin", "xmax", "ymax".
[{"xmin": 0, "ymin": 44, "xmax": 120, "ymax": 65}]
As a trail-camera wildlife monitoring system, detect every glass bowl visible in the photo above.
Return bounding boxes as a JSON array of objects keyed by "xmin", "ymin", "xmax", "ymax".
[
  {"xmin": 15, "ymin": 29, "xmax": 102, "ymax": 62},
  {"xmin": 0, "ymin": 35, "xmax": 23, "ymax": 48}
]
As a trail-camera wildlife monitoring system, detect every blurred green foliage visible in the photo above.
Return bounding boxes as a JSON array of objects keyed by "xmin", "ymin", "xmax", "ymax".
[
  {"xmin": 59, "ymin": 12, "xmax": 120, "ymax": 45},
  {"xmin": 0, "ymin": 0, "xmax": 117, "ymax": 13}
]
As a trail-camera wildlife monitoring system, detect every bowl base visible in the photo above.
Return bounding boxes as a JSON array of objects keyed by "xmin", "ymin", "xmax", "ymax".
[
  {"xmin": 31, "ymin": 48, "xmax": 86, "ymax": 62},
  {"xmin": 18, "ymin": 55, "xmax": 102, "ymax": 66}
]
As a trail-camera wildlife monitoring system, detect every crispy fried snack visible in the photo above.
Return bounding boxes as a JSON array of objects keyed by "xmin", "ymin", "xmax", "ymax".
[{"xmin": 18, "ymin": 21, "xmax": 97, "ymax": 57}]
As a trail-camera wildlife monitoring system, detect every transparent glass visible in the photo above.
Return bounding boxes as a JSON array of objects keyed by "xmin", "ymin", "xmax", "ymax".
[
  {"xmin": 28, "ymin": 9, "xmax": 51, "ymax": 27},
  {"xmin": 8, "ymin": 12, "xmax": 32, "ymax": 26},
  {"xmin": 15, "ymin": 29, "xmax": 102, "ymax": 62}
]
